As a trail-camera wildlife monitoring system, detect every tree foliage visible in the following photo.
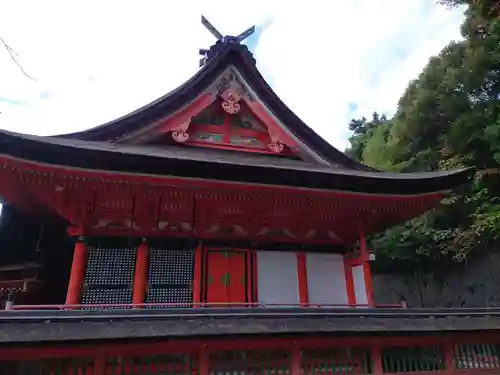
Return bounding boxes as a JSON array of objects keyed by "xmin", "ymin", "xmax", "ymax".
[{"xmin": 346, "ymin": 1, "xmax": 500, "ymax": 262}]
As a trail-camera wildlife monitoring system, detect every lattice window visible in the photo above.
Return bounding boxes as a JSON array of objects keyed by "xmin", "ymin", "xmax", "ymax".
[
  {"xmin": 106, "ymin": 353, "xmax": 197, "ymax": 375},
  {"xmin": 302, "ymin": 348, "xmax": 372, "ymax": 374},
  {"xmin": 453, "ymin": 342, "xmax": 500, "ymax": 369},
  {"xmin": 0, "ymin": 358, "xmax": 93, "ymax": 375},
  {"xmin": 81, "ymin": 288, "xmax": 133, "ymax": 306},
  {"xmin": 84, "ymin": 247, "xmax": 136, "ymax": 285},
  {"xmin": 146, "ymin": 247, "xmax": 194, "ymax": 308},
  {"xmin": 381, "ymin": 346, "xmax": 445, "ymax": 373},
  {"xmin": 81, "ymin": 246, "xmax": 137, "ymax": 307},
  {"xmin": 210, "ymin": 350, "xmax": 291, "ymax": 375}
]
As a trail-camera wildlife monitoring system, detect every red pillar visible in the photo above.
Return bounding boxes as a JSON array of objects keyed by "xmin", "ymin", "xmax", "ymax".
[
  {"xmin": 296, "ymin": 252, "xmax": 309, "ymax": 307},
  {"xmin": 291, "ymin": 345, "xmax": 302, "ymax": 375},
  {"xmin": 65, "ymin": 237, "xmax": 88, "ymax": 306},
  {"xmin": 360, "ymin": 231, "xmax": 375, "ymax": 307},
  {"xmin": 444, "ymin": 340, "xmax": 454, "ymax": 373},
  {"xmin": 193, "ymin": 243, "xmax": 203, "ymax": 307},
  {"xmin": 93, "ymin": 354, "xmax": 106, "ymax": 375},
  {"xmin": 343, "ymin": 257, "xmax": 356, "ymax": 306},
  {"xmin": 132, "ymin": 240, "xmax": 149, "ymax": 307},
  {"xmin": 199, "ymin": 345, "xmax": 209, "ymax": 375},
  {"xmin": 372, "ymin": 345, "xmax": 383, "ymax": 375}
]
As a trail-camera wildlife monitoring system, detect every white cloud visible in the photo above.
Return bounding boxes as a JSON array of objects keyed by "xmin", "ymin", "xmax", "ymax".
[
  {"xmin": 0, "ymin": 0, "xmax": 465, "ymax": 150},
  {"xmin": 255, "ymin": 0, "xmax": 466, "ymax": 150}
]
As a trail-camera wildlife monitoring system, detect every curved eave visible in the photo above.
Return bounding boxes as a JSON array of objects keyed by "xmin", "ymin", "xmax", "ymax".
[
  {"xmin": 0, "ymin": 130, "xmax": 474, "ymax": 196},
  {"xmin": 54, "ymin": 44, "xmax": 373, "ymax": 171}
]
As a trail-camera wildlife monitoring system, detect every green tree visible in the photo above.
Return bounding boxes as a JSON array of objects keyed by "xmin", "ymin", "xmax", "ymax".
[{"xmin": 346, "ymin": 1, "xmax": 500, "ymax": 261}]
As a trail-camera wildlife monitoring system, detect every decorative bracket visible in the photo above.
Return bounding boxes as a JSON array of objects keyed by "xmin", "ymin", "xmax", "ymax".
[
  {"xmin": 171, "ymin": 119, "xmax": 191, "ymax": 143},
  {"xmin": 267, "ymin": 128, "xmax": 286, "ymax": 153},
  {"xmin": 268, "ymin": 142, "xmax": 285, "ymax": 153}
]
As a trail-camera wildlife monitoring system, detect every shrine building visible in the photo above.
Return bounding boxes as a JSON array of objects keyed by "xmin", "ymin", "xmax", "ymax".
[{"xmin": 0, "ymin": 17, "xmax": 498, "ymax": 375}]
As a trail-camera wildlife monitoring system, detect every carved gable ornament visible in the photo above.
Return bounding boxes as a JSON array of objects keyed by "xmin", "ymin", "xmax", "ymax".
[
  {"xmin": 160, "ymin": 69, "xmax": 298, "ymax": 154},
  {"xmin": 215, "ymin": 70, "xmax": 252, "ymax": 115}
]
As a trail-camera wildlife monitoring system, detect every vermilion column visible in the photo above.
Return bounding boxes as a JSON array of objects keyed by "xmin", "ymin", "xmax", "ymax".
[
  {"xmin": 372, "ymin": 346, "xmax": 383, "ymax": 375},
  {"xmin": 65, "ymin": 237, "xmax": 88, "ymax": 306},
  {"xmin": 192, "ymin": 243, "xmax": 203, "ymax": 307},
  {"xmin": 296, "ymin": 252, "xmax": 309, "ymax": 307},
  {"xmin": 291, "ymin": 345, "xmax": 302, "ymax": 375},
  {"xmin": 360, "ymin": 231, "xmax": 375, "ymax": 307},
  {"xmin": 199, "ymin": 346, "xmax": 209, "ymax": 375},
  {"xmin": 132, "ymin": 240, "xmax": 149, "ymax": 307},
  {"xmin": 343, "ymin": 258, "xmax": 356, "ymax": 306},
  {"xmin": 444, "ymin": 340, "xmax": 454, "ymax": 372}
]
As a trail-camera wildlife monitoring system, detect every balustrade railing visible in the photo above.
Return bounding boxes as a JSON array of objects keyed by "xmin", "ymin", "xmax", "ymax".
[
  {"xmin": 6, "ymin": 302, "xmax": 403, "ymax": 310},
  {"xmin": 0, "ymin": 336, "xmax": 498, "ymax": 375}
]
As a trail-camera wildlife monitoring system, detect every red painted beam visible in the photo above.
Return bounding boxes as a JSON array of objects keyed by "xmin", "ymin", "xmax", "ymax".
[
  {"xmin": 0, "ymin": 155, "xmax": 443, "ymax": 202},
  {"xmin": 0, "ymin": 155, "xmax": 445, "ymax": 246},
  {"xmin": 160, "ymin": 95, "xmax": 214, "ymax": 132}
]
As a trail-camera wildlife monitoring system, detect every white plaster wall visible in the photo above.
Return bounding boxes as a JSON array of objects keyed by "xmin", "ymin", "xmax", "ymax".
[
  {"xmin": 306, "ymin": 253, "xmax": 348, "ymax": 307},
  {"xmin": 256, "ymin": 251, "xmax": 300, "ymax": 307},
  {"xmin": 352, "ymin": 264, "xmax": 368, "ymax": 307}
]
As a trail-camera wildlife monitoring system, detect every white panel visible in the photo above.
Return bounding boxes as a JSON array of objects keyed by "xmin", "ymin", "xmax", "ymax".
[
  {"xmin": 306, "ymin": 253, "xmax": 348, "ymax": 307},
  {"xmin": 257, "ymin": 251, "xmax": 300, "ymax": 307},
  {"xmin": 352, "ymin": 265, "xmax": 368, "ymax": 307}
]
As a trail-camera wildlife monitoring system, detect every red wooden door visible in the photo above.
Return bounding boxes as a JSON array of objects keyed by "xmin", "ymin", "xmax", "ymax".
[
  {"xmin": 205, "ymin": 250, "xmax": 247, "ymax": 307},
  {"xmin": 228, "ymin": 251, "xmax": 247, "ymax": 306},
  {"xmin": 206, "ymin": 251, "xmax": 229, "ymax": 306}
]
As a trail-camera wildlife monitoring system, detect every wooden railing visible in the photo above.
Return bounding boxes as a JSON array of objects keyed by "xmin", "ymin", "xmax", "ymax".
[
  {"xmin": 0, "ymin": 336, "xmax": 499, "ymax": 375},
  {"xmin": 6, "ymin": 302, "xmax": 404, "ymax": 310}
]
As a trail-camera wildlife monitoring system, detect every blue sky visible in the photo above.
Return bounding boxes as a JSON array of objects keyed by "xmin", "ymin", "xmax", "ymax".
[{"xmin": 0, "ymin": 0, "xmax": 466, "ymax": 150}]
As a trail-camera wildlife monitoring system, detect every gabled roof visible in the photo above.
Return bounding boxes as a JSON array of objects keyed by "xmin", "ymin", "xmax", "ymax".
[
  {"xmin": 0, "ymin": 41, "xmax": 473, "ymax": 197},
  {"xmin": 56, "ymin": 43, "xmax": 374, "ymax": 171}
]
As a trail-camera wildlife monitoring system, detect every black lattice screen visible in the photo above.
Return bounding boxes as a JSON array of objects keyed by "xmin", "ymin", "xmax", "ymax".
[
  {"xmin": 146, "ymin": 247, "xmax": 194, "ymax": 308},
  {"xmin": 81, "ymin": 246, "xmax": 137, "ymax": 308}
]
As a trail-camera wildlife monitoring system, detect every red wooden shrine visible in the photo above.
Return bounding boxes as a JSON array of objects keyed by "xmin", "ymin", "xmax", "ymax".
[{"xmin": 0, "ymin": 17, "xmax": 489, "ymax": 375}]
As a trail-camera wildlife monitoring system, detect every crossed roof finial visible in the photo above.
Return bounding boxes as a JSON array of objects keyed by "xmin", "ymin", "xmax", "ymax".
[{"xmin": 199, "ymin": 16, "xmax": 256, "ymax": 67}]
